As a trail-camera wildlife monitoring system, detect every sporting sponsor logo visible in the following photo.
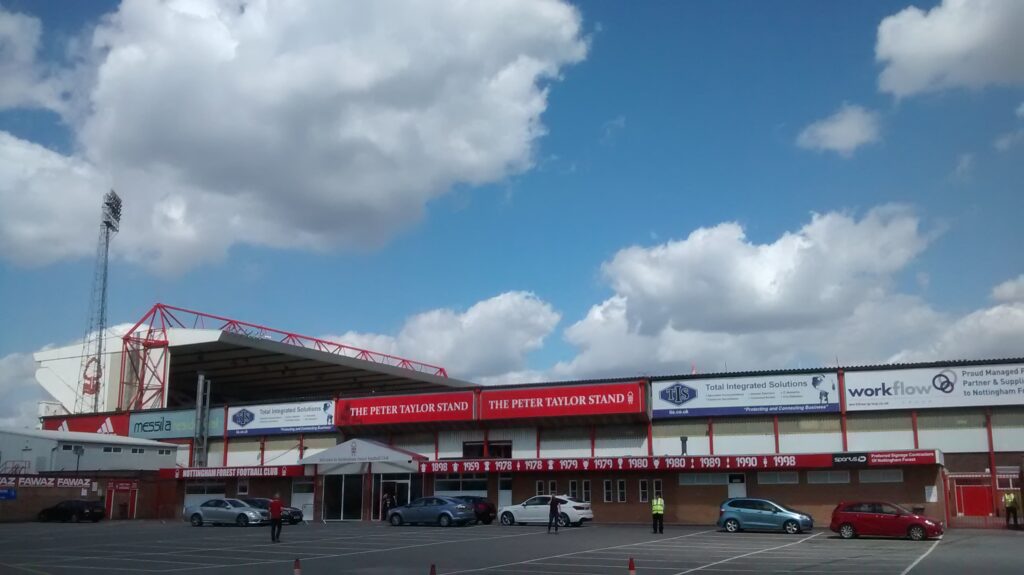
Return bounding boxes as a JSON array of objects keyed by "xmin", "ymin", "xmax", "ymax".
[
  {"xmin": 932, "ymin": 370, "xmax": 956, "ymax": 394},
  {"xmin": 133, "ymin": 417, "xmax": 173, "ymax": 434},
  {"xmin": 57, "ymin": 420, "xmax": 69, "ymax": 432},
  {"xmin": 232, "ymin": 409, "xmax": 255, "ymax": 428},
  {"xmin": 97, "ymin": 417, "xmax": 115, "ymax": 434},
  {"xmin": 832, "ymin": 453, "xmax": 869, "ymax": 467},
  {"xmin": 659, "ymin": 383, "xmax": 697, "ymax": 406}
]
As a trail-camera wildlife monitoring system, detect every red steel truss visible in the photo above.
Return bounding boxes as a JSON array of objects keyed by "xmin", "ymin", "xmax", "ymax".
[{"xmin": 118, "ymin": 303, "xmax": 448, "ymax": 411}]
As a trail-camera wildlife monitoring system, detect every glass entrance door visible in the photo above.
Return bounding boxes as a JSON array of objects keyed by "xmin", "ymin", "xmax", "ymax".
[
  {"xmin": 342, "ymin": 475, "xmax": 363, "ymax": 520},
  {"xmin": 376, "ymin": 480, "xmax": 410, "ymax": 520}
]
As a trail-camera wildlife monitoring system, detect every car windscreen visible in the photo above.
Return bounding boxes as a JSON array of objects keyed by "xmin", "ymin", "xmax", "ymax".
[
  {"xmin": 225, "ymin": 499, "xmax": 248, "ymax": 507},
  {"xmin": 245, "ymin": 499, "xmax": 269, "ymax": 508}
]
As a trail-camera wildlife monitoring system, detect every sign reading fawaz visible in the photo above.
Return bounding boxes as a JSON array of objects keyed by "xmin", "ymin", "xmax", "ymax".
[
  {"xmin": 845, "ymin": 363, "xmax": 1024, "ymax": 411},
  {"xmin": 335, "ymin": 392, "xmax": 475, "ymax": 426},
  {"xmin": 479, "ymin": 382, "xmax": 645, "ymax": 420},
  {"xmin": 0, "ymin": 476, "xmax": 93, "ymax": 488}
]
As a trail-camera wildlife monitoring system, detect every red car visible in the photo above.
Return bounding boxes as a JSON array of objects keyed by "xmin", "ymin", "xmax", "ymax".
[{"xmin": 830, "ymin": 502, "xmax": 943, "ymax": 541}]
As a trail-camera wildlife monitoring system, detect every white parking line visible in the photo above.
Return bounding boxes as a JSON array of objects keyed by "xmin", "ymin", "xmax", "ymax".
[
  {"xmin": 899, "ymin": 539, "xmax": 940, "ymax": 575},
  {"xmin": 670, "ymin": 532, "xmax": 822, "ymax": 574},
  {"xmin": 443, "ymin": 529, "xmax": 717, "ymax": 575}
]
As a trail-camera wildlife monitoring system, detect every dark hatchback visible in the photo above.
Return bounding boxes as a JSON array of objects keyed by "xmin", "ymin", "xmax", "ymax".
[
  {"xmin": 455, "ymin": 496, "xmax": 497, "ymax": 525},
  {"xmin": 38, "ymin": 500, "xmax": 105, "ymax": 523},
  {"xmin": 242, "ymin": 498, "xmax": 304, "ymax": 524}
]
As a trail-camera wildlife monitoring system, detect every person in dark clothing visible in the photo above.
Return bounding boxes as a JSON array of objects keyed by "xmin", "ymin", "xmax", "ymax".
[
  {"xmin": 382, "ymin": 493, "xmax": 395, "ymax": 521},
  {"xmin": 269, "ymin": 492, "xmax": 283, "ymax": 543},
  {"xmin": 547, "ymin": 496, "xmax": 561, "ymax": 534}
]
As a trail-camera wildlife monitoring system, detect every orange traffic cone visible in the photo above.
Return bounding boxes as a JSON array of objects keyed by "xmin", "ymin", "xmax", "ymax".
[
  {"xmin": 628, "ymin": 557, "xmax": 636, "ymax": 575},
  {"xmin": 293, "ymin": 558, "xmax": 302, "ymax": 575},
  {"xmin": 429, "ymin": 564, "xmax": 437, "ymax": 575}
]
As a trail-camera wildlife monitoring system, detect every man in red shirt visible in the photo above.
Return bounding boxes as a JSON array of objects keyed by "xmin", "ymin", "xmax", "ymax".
[{"xmin": 269, "ymin": 492, "xmax": 283, "ymax": 543}]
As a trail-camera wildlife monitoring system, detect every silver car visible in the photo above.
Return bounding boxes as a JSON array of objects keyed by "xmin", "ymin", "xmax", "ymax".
[{"xmin": 185, "ymin": 498, "xmax": 269, "ymax": 527}]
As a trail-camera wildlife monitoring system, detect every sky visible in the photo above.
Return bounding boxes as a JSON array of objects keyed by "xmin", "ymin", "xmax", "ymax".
[{"xmin": 1, "ymin": 0, "xmax": 1023, "ymax": 426}]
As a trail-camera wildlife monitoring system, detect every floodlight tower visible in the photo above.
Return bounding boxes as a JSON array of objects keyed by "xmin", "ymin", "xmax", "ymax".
[{"xmin": 75, "ymin": 190, "xmax": 122, "ymax": 414}]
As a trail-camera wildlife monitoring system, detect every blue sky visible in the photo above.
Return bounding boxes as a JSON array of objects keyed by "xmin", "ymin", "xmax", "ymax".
[{"xmin": 1, "ymin": 0, "xmax": 1022, "ymax": 405}]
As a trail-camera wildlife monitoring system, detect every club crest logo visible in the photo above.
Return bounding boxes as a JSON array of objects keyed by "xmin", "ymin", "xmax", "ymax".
[
  {"xmin": 660, "ymin": 383, "xmax": 697, "ymax": 406},
  {"xmin": 232, "ymin": 409, "xmax": 255, "ymax": 427}
]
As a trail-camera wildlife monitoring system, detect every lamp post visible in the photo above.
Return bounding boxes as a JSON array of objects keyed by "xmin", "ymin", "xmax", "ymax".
[{"xmin": 73, "ymin": 445, "xmax": 85, "ymax": 476}]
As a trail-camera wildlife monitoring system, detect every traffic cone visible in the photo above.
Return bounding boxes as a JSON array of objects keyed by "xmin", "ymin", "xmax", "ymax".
[
  {"xmin": 429, "ymin": 564, "xmax": 437, "ymax": 575},
  {"xmin": 293, "ymin": 558, "xmax": 301, "ymax": 575},
  {"xmin": 628, "ymin": 557, "xmax": 636, "ymax": 575}
]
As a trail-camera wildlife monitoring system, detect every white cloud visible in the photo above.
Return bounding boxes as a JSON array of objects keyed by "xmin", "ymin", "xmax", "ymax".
[
  {"xmin": 1018, "ymin": 102, "xmax": 1024, "ymax": 118},
  {"xmin": 877, "ymin": 0, "xmax": 1024, "ymax": 97},
  {"xmin": 993, "ymin": 275, "xmax": 1024, "ymax": 302},
  {"xmin": 0, "ymin": 0, "xmax": 587, "ymax": 273},
  {"xmin": 796, "ymin": 104, "xmax": 881, "ymax": 156},
  {"xmin": 994, "ymin": 130, "xmax": 1024, "ymax": 151},
  {"xmin": 888, "ymin": 303, "xmax": 1024, "ymax": 363},
  {"xmin": 600, "ymin": 115, "xmax": 626, "ymax": 144},
  {"xmin": 0, "ymin": 5, "xmax": 63, "ymax": 110},
  {"xmin": 953, "ymin": 153, "xmax": 974, "ymax": 178},
  {"xmin": 0, "ymin": 353, "xmax": 45, "ymax": 428},
  {"xmin": 327, "ymin": 291, "xmax": 560, "ymax": 380}
]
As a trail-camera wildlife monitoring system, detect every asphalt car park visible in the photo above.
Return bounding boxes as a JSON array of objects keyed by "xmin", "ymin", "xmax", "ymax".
[{"xmin": 0, "ymin": 521, "xmax": 1018, "ymax": 575}]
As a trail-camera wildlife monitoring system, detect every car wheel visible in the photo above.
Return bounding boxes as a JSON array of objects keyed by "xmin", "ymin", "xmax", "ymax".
[
  {"xmin": 439, "ymin": 514, "xmax": 452, "ymax": 527},
  {"xmin": 500, "ymin": 512, "xmax": 515, "ymax": 526},
  {"xmin": 724, "ymin": 518, "xmax": 740, "ymax": 533},
  {"xmin": 839, "ymin": 523, "xmax": 856, "ymax": 539},
  {"xmin": 908, "ymin": 525, "xmax": 926, "ymax": 541},
  {"xmin": 389, "ymin": 514, "xmax": 403, "ymax": 526},
  {"xmin": 557, "ymin": 513, "xmax": 571, "ymax": 528},
  {"xmin": 482, "ymin": 518, "xmax": 493, "ymax": 525},
  {"xmin": 236, "ymin": 514, "xmax": 249, "ymax": 527},
  {"xmin": 783, "ymin": 520, "xmax": 800, "ymax": 535},
  {"xmin": 190, "ymin": 514, "xmax": 203, "ymax": 527},
  {"xmin": 573, "ymin": 521, "xmax": 583, "ymax": 527},
  {"xmin": 70, "ymin": 513, "xmax": 80, "ymax": 523}
]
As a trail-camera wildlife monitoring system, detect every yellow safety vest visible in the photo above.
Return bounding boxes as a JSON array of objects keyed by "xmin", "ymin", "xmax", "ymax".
[
  {"xmin": 651, "ymin": 497, "xmax": 665, "ymax": 514},
  {"xmin": 1004, "ymin": 492, "xmax": 1018, "ymax": 508}
]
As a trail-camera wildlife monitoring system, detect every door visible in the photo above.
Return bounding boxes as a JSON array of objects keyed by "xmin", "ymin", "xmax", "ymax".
[
  {"xmin": 499, "ymin": 474, "xmax": 513, "ymax": 508},
  {"xmin": 292, "ymin": 479, "xmax": 314, "ymax": 518},
  {"xmin": 727, "ymin": 474, "xmax": 746, "ymax": 498},
  {"xmin": 342, "ymin": 475, "xmax": 363, "ymax": 520},
  {"xmin": 759, "ymin": 501, "xmax": 785, "ymax": 530},
  {"xmin": 201, "ymin": 499, "xmax": 227, "ymax": 522},
  {"xmin": 523, "ymin": 496, "xmax": 550, "ymax": 523},
  {"xmin": 958, "ymin": 485, "xmax": 993, "ymax": 516},
  {"xmin": 875, "ymin": 503, "xmax": 907, "ymax": 537}
]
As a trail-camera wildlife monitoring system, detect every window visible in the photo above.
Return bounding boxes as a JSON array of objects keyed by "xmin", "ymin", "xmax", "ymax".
[
  {"xmin": 102, "ymin": 446, "xmax": 123, "ymax": 453},
  {"xmin": 549, "ymin": 480, "xmax": 557, "ymax": 496},
  {"xmin": 617, "ymin": 479, "xmax": 627, "ymax": 503},
  {"xmin": 499, "ymin": 474, "xmax": 512, "ymax": 492},
  {"xmin": 679, "ymin": 473, "xmax": 729, "ymax": 485},
  {"xmin": 603, "ymin": 480, "xmax": 613, "ymax": 503},
  {"xmin": 462, "ymin": 441, "xmax": 513, "ymax": 459},
  {"xmin": 237, "ymin": 479, "xmax": 249, "ymax": 495},
  {"xmin": 293, "ymin": 479, "xmax": 314, "ymax": 494},
  {"xmin": 639, "ymin": 479, "xmax": 649, "ymax": 503},
  {"xmin": 435, "ymin": 473, "xmax": 488, "ymax": 492},
  {"xmin": 536, "ymin": 481, "xmax": 545, "ymax": 496},
  {"xmin": 998, "ymin": 477, "xmax": 1020, "ymax": 490},
  {"xmin": 61, "ymin": 445, "xmax": 73, "ymax": 451},
  {"xmin": 131, "ymin": 448, "xmax": 145, "ymax": 454},
  {"xmin": 582, "ymin": 480, "xmax": 591, "ymax": 503},
  {"xmin": 158, "ymin": 449, "xmax": 172, "ymax": 455},
  {"xmin": 185, "ymin": 481, "xmax": 225, "ymax": 495},
  {"xmin": 859, "ymin": 469, "xmax": 903, "ymax": 484},
  {"xmin": 569, "ymin": 480, "xmax": 578, "ymax": 500},
  {"xmin": 653, "ymin": 479, "xmax": 663, "ymax": 498},
  {"xmin": 524, "ymin": 496, "xmax": 550, "ymax": 506},
  {"xmin": 757, "ymin": 472, "xmax": 799, "ymax": 485},
  {"xmin": 808, "ymin": 470, "xmax": 850, "ymax": 484}
]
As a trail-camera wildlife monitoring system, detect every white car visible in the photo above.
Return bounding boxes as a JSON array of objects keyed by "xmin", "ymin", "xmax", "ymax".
[{"xmin": 499, "ymin": 495, "xmax": 593, "ymax": 527}]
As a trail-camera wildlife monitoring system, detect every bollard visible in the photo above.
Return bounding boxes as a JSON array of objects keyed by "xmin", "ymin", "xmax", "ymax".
[
  {"xmin": 429, "ymin": 563, "xmax": 437, "ymax": 575},
  {"xmin": 628, "ymin": 557, "xmax": 636, "ymax": 575},
  {"xmin": 293, "ymin": 558, "xmax": 301, "ymax": 575}
]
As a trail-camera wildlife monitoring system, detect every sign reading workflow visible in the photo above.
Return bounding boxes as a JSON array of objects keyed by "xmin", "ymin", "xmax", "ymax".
[
  {"xmin": 226, "ymin": 400, "xmax": 335, "ymax": 436},
  {"xmin": 844, "ymin": 363, "xmax": 1024, "ymax": 411},
  {"xmin": 652, "ymin": 373, "xmax": 840, "ymax": 418}
]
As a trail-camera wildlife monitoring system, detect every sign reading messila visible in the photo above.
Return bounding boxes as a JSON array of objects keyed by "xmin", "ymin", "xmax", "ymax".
[
  {"xmin": 335, "ymin": 392, "xmax": 475, "ymax": 426},
  {"xmin": 479, "ymin": 381, "xmax": 645, "ymax": 420}
]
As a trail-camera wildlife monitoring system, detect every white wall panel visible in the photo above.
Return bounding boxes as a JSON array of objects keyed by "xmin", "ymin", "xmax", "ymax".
[
  {"xmin": 225, "ymin": 438, "xmax": 262, "ymax": 467},
  {"xmin": 917, "ymin": 428, "xmax": 988, "ymax": 453},
  {"xmin": 778, "ymin": 432, "xmax": 842, "ymax": 454},
  {"xmin": 846, "ymin": 430, "xmax": 915, "ymax": 451},
  {"xmin": 206, "ymin": 440, "xmax": 224, "ymax": 467},
  {"xmin": 540, "ymin": 427, "xmax": 590, "ymax": 458},
  {"xmin": 595, "ymin": 425, "xmax": 646, "ymax": 457},
  {"xmin": 488, "ymin": 428, "xmax": 537, "ymax": 459},
  {"xmin": 438, "ymin": 429, "xmax": 484, "ymax": 459},
  {"xmin": 392, "ymin": 433, "xmax": 434, "ymax": 459},
  {"xmin": 263, "ymin": 438, "xmax": 301, "ymax": 466},
  {"xmin": 652, "ymin": 435, "xmax": 710, "ymax": 456},
  {"xmin": 713, "ymin": 434, "xmax": 774, "ymax": 455},
  {"xmin": 994, "ymin": 427, "xmax": 1024, "ymax": 452}
]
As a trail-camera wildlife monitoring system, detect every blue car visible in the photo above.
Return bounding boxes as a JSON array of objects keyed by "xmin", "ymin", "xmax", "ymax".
[
  {"xmin": 387, "ymin": 496, "xmax": 476, "ymax": 527},
  {"xmin": 717, "ymin": 498, "xmax": 813, "ymax": 534}
]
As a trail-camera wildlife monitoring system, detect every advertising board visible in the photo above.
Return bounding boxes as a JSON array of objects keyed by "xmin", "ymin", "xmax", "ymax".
[
  {"xmin": 845, "ymin": 363, "xmax": 1024, "ymax": 411},
  {"xmin": 226, "ymin": 400, "xmax": 336, "ymax": 436},
  {"xmin": 335, "ymin": 392, "xmax": 474, "ymax": 426},
  {"xmin": 652, "ymin": 373, "xmax": 840, "ymax": 418},
  {"xmin": 479, "ymin": 382, "xmax": 645, "ymax": 420}
]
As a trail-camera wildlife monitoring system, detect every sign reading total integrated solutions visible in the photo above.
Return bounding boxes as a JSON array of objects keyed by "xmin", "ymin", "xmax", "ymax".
[
  {"xmin": 652, "ymin": 373, "xmax": 840, "ymax": 418},
  {"xmin": 844, "ymin": 363, "xmax": 1024, "ymax": 411},
  {"xmin": 227, "ymin": 400, "xmax": 335, "ymax": 436}
]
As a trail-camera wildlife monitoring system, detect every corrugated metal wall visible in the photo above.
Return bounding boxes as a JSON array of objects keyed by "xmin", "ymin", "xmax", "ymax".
[
  {"xmin": 653, "ymin": 421, "xmax": 711, "ymax": 456},
  {"xmin": 488, "ymin": 427, "xmax": 537, "ymax": 459},
  {"xmin": 539, "ymin": 427, "xmax": 590, "ymax": 458},
  {"xmin": 846, "ymin": 412, "xmax": 915, "ymax": 451},
  {"xmin": 437, "ymin": 429, "xmax": 484, "ymax": 459},
  {"xmin": 391, "ymin": 432, "xmax": 434, "ymax": 459},
  {"xmin": 595, "ymin": 425, "xmax": 646, "ymax": 457}
]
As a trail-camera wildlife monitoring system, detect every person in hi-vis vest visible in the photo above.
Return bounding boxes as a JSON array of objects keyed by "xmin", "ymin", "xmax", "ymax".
[
  {"xmin": 1004, "ymin": 491, "xmax": 1019, "ymax": 529},
  {"xmin": 651, "ymin": 492, "xmax": 665, "ymax": 534}
]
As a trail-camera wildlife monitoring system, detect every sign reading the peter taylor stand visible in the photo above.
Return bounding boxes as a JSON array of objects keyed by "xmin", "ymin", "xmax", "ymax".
[{"xmin": 652, "ymin": 373, "xmax": 840, "ymax": 418}]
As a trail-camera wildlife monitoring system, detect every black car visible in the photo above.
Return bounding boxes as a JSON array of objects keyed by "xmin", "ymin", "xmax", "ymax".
[
  {"xmin": 38, "ymin": 500, "xmax": 105, "ymax": 523},
  {"xmin": 242, "ymin": 498, "xmax": 303, "ymax": 524},
  {"xmin": 455, "ymin": 496, "xmax": 497, "ymax": 525}
]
